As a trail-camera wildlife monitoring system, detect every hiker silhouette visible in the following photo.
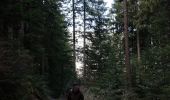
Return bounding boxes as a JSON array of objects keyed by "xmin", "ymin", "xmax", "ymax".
[{"xmin": 67, "ymin": 83, "xmax": 84, "ymax": 100}]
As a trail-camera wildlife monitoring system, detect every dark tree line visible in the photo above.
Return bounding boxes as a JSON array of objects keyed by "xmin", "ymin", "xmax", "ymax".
[{"xmin": 0, "ymin": 0, "xmax": 76, "ymax": 99}]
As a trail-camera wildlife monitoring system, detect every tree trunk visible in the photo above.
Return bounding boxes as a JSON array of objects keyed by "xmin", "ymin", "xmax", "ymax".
[
  {"xmin": 123, "ymin": 0, "xmax": 133, "ymax": 99},
  {"xmin": 18, "ymin": 0, "xmax": 24, "ymax": 55},
  {"xmin": 72, "ymin": 0, "xmax": 76, "ymax": 70},
  {"xmin": 83, "ymin": 0, "xmax": 87, "ymax": 79},
  {"xmin": 137, "ymin": 30, "xmax": 141, "ymax": 63}
]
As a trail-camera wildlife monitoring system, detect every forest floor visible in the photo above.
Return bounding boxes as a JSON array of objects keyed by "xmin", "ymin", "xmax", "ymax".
[{"xmin": 81, "ymin": 86, "xmax": 96, "ymax": 100}]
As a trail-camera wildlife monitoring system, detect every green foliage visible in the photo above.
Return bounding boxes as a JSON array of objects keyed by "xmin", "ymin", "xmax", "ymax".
[
  {"xmin": 84, "ymin": 0, "xmax": 170, "ymax": 100},
  {"xmin": 0, "ymin": 0, "xmax": 75, "ymax": 99}
]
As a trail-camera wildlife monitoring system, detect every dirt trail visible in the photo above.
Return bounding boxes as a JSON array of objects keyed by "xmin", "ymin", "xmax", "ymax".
[{"xmin": 80, "ymin": 86, "xmax": 98, "ymax": 100}]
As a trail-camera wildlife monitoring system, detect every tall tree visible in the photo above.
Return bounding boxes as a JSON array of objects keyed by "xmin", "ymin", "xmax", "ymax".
[
  {"xmin": 84, "ymin": 0, "xmax": 109, "ymax": 82},
  {"xmin": 83, "ymin": 0, "xmax": 87, "ymax": 79},
  {"xmin": 123, "ymin": 0, "xmax": 132, "ymax": 91},
  {"xmin": 72, "ymin": 0, "xmax": 76, "ymax": 68}
]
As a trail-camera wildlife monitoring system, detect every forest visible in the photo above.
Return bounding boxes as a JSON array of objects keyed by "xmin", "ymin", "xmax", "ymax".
[{"xmin": 0, "ymin": 0, "xmax": 170, "ymax": 100}]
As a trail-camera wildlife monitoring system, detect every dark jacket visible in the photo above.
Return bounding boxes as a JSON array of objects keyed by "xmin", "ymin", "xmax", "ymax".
[{"xmin": 67, "ymin": 90, "xmax": 84, "ymax": 100}]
